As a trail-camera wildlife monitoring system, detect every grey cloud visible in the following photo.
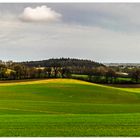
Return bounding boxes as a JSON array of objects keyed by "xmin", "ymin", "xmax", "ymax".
[{"xmin": 0, "ymin": 3, "xmax": 139, "ymax": 63}]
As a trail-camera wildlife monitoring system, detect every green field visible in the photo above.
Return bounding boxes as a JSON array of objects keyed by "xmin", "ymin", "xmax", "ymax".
[
  {"xmin": 0, "ymin": 79, "xmax": 140, "ymax": 136},
  {"xmin": 71, "ymin": 74, "xmax": 88, "ymax": 78}
]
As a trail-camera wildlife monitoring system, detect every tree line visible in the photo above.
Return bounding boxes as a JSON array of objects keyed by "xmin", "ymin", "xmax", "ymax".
[
  {"xmin": 0, "ymin": 58, "xmax": 139, "ymax": 84},
  {"xmin": 0, "ymin": 63, "xmax": 71, "ymax": 80},
  {"xmin": 84, "ymin": 66, "xmax": 140, "ymax": 84}
]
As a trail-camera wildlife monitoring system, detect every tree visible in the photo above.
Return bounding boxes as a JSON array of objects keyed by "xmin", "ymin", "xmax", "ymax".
[
  {"xmin": 11, "ymin": 63, "xmax": 29, "ymax": 79},
  {"xmin": 105, "ymin": 68, "xmax": 116, "ymax": 83},
  {"xmin": 91, "ymin": 66, "xmax": 107, "ymax": 83},
  {"xmin": 44, "ymin": 67, "xmax": 52, "ymax": 78},
  {"xmin": 60, "ymin": 67, "xmax": 71, "ymax": 78},
  {"xmin": 87, "ymin": 68, "xmax": 94, "ymax": 81},
  {"xmin": 130, "ymin": 68, "xmax": 140, "ymax": 83}
]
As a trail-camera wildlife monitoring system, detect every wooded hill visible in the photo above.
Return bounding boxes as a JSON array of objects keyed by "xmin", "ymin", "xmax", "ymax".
[{"xmin": 22, "ymin": 58, "xmax": 104, "ymax": 68}]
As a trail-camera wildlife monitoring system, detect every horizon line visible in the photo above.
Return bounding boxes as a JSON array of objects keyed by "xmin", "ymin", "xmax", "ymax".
[{"xmin": 0, "ymin": 57, "xmax": 140, "ymax": 64}]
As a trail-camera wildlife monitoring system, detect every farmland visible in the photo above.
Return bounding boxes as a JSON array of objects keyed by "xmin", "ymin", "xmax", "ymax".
[{"xmin": 0, "ymin": 79, "xmax": 140, "ymax": 136}]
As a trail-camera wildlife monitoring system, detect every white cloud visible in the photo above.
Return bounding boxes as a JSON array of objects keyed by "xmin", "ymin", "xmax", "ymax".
[{"xmin": 20, "ymin": 5, "xmax": 62, "ymax": 22}]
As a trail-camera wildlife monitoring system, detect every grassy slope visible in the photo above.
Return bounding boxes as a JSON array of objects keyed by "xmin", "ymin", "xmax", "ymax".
[{"xmin": 0, "ymin": 79, "xmax": 140, "ymax": 136}]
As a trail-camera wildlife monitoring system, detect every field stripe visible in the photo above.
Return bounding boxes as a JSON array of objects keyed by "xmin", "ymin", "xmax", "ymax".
[{"xmin": 0, "ymin": 107, "xmax": 60, "ymax": 114}]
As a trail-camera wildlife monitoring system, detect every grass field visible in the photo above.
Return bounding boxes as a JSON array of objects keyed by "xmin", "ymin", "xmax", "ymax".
[
  {"xmin": 0, "ymin": 79, "xmax": 140, "ymax": 136},
  {"xmin": 71, "ymin": 74, "xmax": 88, "ymax": 78}
]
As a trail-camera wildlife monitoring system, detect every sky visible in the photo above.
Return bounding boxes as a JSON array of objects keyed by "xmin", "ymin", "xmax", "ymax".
[{"xmin": 0, "ymin": 3, "xmax": 140, "ymax": 63}]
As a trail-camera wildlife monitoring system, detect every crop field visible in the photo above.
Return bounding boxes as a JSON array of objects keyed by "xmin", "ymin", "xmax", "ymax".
[{"xmin": 0, "ymin": 79, "xmax": 140, "ymax": 136}]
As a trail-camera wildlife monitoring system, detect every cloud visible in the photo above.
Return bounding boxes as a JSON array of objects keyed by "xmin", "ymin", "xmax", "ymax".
[
  {"xmin": 57, "ymin": 4, "xmax": 140, "ymax": 32},
  {"xmin": 0, "ymin": 21, "xmax": 139, "ymax": 63},
  {"xmin": 20, "ymin": 5, "xmax": 62, "ymax": 22},
  {"xmin": 1, "ymin": 3, "xmax": 140, "ymax": 62}
]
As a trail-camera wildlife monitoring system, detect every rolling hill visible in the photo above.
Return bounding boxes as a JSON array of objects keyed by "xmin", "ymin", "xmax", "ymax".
[{"xmin": 0, "ymin": 79, "xmax": 140, "ymax": 136}]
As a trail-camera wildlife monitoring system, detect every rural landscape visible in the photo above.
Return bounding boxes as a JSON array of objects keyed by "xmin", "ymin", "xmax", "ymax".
[
  {"xmin": 0, "ymin": 58, "xmax": 139, "ymax": 136},
  {"xmin": 1, "ymin": 3, "xmax": 140, "ymax": 137}
]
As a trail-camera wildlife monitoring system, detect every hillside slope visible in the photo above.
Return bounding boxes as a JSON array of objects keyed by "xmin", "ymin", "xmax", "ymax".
[
  {"xmin": 0, "ymin": 79, "xmax": 139, "ymax": 114},
  {"xmin": 0, "ymin": 79, "xmax": 140, "ymax": 136}
]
